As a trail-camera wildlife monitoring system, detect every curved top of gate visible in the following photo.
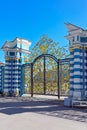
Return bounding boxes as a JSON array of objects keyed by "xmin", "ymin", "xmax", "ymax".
[
  {"xmin": 32, "ymin": 54, "xmax": 58, "ymax": 65},
  {"xmin": 23, "ymin": 53, "xmax": 70, "ymax": 67}
]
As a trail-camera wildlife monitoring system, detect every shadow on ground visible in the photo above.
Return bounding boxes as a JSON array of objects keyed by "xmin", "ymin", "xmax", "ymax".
[{"xmin": 0, "ymin": 97, "xmax": 87, "ymax": 123}]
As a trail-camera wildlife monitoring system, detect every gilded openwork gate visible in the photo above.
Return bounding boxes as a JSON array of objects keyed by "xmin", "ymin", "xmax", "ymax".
[{"xmin": 22, "ymin": 54, "xmax": 70, "ymax": 99}]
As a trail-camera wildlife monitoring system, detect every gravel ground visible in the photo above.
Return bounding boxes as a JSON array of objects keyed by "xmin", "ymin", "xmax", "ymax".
[{"xmin": 0, "ymin": 96, "xmax": 87, "ymax": 123}]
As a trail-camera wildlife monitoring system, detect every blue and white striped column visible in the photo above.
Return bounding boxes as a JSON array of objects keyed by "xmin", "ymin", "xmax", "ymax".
[
  {"xmin": 70, "ymin": 45, "xmax": 87, "ymax": 100},
  {"xmin": 2, "ymin": 37, "xmax": 31, "ymax": 96},
  {"xmin": 83, "ymin": 47, "xmax": 87, "ymax": 99},
  {"xmin": 0, "ymin": 65, "xmax": 2, "ymax": 92},
  {"xmin": 4, "ymin": 57, "xmax": 22, "ymax": 96},
  {"xmin": 69, "ymin": 48, "xmax": 74, "ymax": 97},
  {"xmin": 0, "ymin": 64, "xmax": 4, "ymax": 93},
  {"xmin": 64, "ymin": 23, "xmax": 87, "ymax": 106},
  {"xmin": 73, "ymin": 46, "xmax": 82, "ymax": 99}
]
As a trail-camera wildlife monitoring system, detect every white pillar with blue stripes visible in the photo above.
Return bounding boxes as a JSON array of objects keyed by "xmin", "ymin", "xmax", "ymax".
[
  {"xmin": 64, "ymin": 23, "xmax": 87, "ymax": 106},
  {"xmin": 2, "ymin": 37, "xmax": 31, "ymax": 96},
  {"xmin": 0, "ymin": 63, "xmax": 4, "ymax": 94}
]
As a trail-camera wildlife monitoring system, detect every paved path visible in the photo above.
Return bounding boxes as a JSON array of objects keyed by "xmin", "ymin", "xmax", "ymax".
[{"xmin": 0, "ymin": 96, "xmax": 87, "ymax": 130}]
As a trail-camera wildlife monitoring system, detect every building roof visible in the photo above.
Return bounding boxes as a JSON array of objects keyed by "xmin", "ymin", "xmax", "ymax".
[
  {"xmin": 65, "ymin": 23, "xmax": 85, "ymax": 32},
  {"xmin": 1, "ymin": 37, "xmax": 31, "ymax": 54}
]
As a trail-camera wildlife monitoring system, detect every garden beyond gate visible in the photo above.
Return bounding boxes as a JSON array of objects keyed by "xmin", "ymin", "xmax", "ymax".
[{"xmin": 22, "ymin": 54, "xmax": 70, "ymax": 99}]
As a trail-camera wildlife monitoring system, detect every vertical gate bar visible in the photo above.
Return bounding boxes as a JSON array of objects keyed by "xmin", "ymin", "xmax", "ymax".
[
  {"xmin": 58, "ymin": 60, "xmax": 60, "ymax": 99},
  {"xmin": 31, "ymin": 63, "xmax": 33, "ymax": 97},
  {"xmin": 44, "ymin": 56, "xmax": 46, "ymax": 95},
  {"xmin": 59, "ymin": 63, "xmax": 62, "ymax": 96}
]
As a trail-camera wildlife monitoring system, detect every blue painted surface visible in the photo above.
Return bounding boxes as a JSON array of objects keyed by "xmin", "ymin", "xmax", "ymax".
[{"xmin": 80, "ymin": 37, "xmax": 87, "ymax": 42}]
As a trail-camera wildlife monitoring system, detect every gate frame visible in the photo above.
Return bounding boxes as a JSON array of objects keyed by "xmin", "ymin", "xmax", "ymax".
[{"xmin": 23, "ymin": 54, "xmax": 70, "ymax": 99}]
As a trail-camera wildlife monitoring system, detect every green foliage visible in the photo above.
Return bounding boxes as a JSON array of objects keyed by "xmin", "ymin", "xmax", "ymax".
[
  {"xmin": 24, "ymin": 67, "xmax": 31, "ymax": 94},
  {"xmin": 24, "ymin": 34, "xmax": 69, "ymax": 63},
  {"xmin": 23, "ymin": 34, "xmax": 70, "ymax": 95}
]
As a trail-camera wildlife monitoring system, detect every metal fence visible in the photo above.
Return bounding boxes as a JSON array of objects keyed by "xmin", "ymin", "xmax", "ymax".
[{"xmin": 22, "ymin": 54, "xmax": 70, "ymax": 99}]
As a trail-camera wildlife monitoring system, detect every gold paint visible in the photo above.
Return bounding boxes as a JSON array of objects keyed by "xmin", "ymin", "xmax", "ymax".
[{"xmin": 5, "ymin": 57, "xmax": 20, "ymax": 60}]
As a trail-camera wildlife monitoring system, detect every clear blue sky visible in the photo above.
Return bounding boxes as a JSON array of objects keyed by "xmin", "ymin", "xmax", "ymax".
[{"xmin": 0, "ymin": 0, "xmax": 87, "ymax": 62}]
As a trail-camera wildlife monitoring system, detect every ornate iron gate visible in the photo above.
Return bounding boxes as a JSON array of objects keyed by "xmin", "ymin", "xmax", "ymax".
[{"xmin": 22, "ymin": 54, "xmax": 70, "ymax": 99}]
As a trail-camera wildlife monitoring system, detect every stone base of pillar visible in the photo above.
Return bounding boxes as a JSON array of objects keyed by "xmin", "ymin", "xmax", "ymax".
[
  {"xmin": 3, "ymin": 89, "xmax": 20, "ymax": 97},
  {"xmin": 64, "ymin": 97, "xmax": 72, "ymax": 107}
]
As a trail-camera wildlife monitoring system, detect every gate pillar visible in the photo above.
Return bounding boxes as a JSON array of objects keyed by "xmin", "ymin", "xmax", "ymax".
[
  {"xmin": 2, "ymin": 37, "xmax": 31, "ymax": 96},
  {"xmin": 64, "ymin": 23, "xmax": 87, "ymax": 106},
  {"xmin": 0, "ymin": 63, "xmax": 4, "ymax": 94}
]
